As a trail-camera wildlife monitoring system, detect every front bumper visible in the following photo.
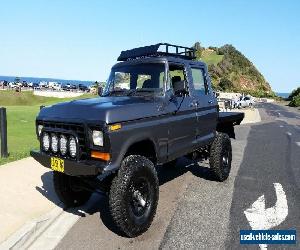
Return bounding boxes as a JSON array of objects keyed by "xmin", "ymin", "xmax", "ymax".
[{"xmin": 30, "ymin": 150, "xmax": 106, "ymax": 176}]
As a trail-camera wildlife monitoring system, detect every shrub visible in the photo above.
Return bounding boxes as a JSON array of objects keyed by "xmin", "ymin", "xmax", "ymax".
[
  {"xmin": 288, "ymin": 87, "xmax": 300, "ymax": 100},
  {"xmin": 289, "ymin": 94, "xmax": 300, "ymax": 107}
]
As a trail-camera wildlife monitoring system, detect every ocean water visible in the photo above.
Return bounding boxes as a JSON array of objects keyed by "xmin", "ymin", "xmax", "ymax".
[
  {"xmin": 0, "ymin": 75, "xmax": 95, "ymax": 86},
  {"xmin": 276, "ymin": 92, "xmax": 290, "ymax": 98}
]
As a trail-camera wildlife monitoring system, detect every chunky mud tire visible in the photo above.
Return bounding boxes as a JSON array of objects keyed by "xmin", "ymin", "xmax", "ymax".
[
  {"xmin": 53, "ymin": 172, "xmax": 92, "ymax": 207},
  {"xmin": 109, "ymin": 155, "xmax": 159, "ymax": 237},
  {"xmin": 209, "ymin": 133, "xmax": 232, "ymax": 182}
]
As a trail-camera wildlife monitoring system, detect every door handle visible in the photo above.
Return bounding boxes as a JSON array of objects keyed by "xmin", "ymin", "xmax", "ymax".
[
  {"xmin": 190, "ymin": 101, "xmax": 199, "ymax": 107},
  {"xmin": 208, "ymin": 100, "xmax": 213, "ymax": 104}
]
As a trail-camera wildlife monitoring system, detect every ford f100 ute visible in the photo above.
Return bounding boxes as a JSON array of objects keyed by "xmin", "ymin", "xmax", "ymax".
[{"xmin": 30, "ymin": 43, "xmax": 244, "ymax": 237}]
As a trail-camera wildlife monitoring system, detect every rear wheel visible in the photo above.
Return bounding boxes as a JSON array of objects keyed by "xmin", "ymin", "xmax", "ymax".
[
  {"xmin": 109, "ymin": 155, "xmax": 159, "ymax": 237},
  {"xmin": 53, "ymin": 172, "xmax": 92, "ymax": 207},
  {"xmin": 209, "ymin": 133, "xmax": 232, "ymax": 182}
]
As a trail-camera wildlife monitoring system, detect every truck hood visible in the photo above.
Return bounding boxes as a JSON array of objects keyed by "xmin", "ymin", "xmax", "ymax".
[{"xmin": 37, "ymin": 96, "xmax": 167, "ymax": 124}]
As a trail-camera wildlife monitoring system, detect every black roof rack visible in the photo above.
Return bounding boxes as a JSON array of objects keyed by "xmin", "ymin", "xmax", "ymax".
[{"xmin": 117, "ymin": 43, "xmax": 196, "ymax": 61}]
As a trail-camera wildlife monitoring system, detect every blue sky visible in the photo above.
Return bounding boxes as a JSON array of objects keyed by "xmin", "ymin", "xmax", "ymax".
[{"xmin": 0, "ymin": 0, "xmax": 299, "ymax": 92}]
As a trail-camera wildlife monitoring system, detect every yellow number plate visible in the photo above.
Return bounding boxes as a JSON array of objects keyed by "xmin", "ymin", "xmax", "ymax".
[{"xmin": 51, "ymin": 157, "xmax": 64, "ymax": 173}]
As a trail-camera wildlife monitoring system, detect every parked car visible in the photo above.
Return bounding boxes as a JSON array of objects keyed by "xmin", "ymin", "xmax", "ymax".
[
  {"xmin": 52, "ymin": 83, "xmax": 62, "ymax": 91},
  {"xmin": 61, "ymin": 84, "xmax": 69, "ymax": 91},
  {"xmin": 0, "ymin": 80, "xmax": 8, "ymax": 87},
  {"xmin": 39, "ymin": 81, "xmax": 48, "ymax": 88},
  {"xmin": 21, "ymin": 81, "xmax": 28, "ymax": 87},
  {"xmin": 48, "ymin": 82, "xmax": 57, "ymax": 89},
  {"xmin": 32, "ymin": 83, "xmax": 40, "ymax": 89},
  {"xmin": 9, "ymin": 82, "xmax": 18, "ymax": 89},
  {"xmin": 236, "ymin": 95, "xmax": 254, "ymax": 108},
  {"xmin": 69, "ymin": 84, "xmax": 77, "ymax": 90},
  {"xmin": 31, "ymin": 43, "xmax": 244, "ymax": 238},
  {"xmin": 78, "ymin": 84, "xmax": 88, "ymax": 92}
]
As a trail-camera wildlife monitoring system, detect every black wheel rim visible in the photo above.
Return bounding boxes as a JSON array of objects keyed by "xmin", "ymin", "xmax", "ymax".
[
  {"xmin": 222, "ymin": 148, "xmax": 230, "ymax": 175},
  {"xmin": 129, "ymin": 177, "xmax": 152, "ymax": 218}
]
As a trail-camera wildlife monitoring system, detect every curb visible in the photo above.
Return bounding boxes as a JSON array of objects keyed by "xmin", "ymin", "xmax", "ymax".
[
  {"xmin": 0, "ymin": 194, "xmax": 102, "ymax": 250},
  {"xmin": 0, "ymin": 205, "xmax": 63, "ymax": 250},
  {"xmin": 241, "ymin": 108, "xmax": 261, "ymax": 124}
]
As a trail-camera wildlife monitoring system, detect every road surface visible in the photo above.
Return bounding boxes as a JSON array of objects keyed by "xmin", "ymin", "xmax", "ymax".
[{"xmin": 36, "ymin": 103, "xmax": 299, "ymax": 249}]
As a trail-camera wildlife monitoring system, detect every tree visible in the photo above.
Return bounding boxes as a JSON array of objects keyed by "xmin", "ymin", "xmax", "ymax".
[{"xmin": 193, "ymin": 42, "xmax": 202, "ymax": 51}]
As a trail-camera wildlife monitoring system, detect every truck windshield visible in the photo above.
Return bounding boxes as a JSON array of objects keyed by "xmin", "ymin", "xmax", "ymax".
[{"xmin": 103, "ymin": 63, "xmax": 166, "ymax": 97}]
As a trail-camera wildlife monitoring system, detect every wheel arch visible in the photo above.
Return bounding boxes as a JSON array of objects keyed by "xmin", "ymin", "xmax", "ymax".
[
  {"xmin": 104, "ymin": 135, "xmax": 158, "ymax": 173},
  {"xmin": 124, "ymin": 139, "xmax": 158, "ymax": 165}
]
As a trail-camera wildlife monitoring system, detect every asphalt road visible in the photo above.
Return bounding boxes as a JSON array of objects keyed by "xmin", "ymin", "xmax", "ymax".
[{"xmin": 53, "ymin": 102, "xmax": 299, "ymax": 250}]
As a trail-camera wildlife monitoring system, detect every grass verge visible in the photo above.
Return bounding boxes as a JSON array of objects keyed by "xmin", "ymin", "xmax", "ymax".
[{"xmin": 0, "ymin": 91, "xmax": 95, "ymax": 166}]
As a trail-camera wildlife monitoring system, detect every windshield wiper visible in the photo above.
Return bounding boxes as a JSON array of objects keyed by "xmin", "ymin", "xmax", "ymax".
[
  {"xmin": 127, "ymin": 89, "xmax": 156, "ymax": 96},
  {"xmin": 104, "ymin": 90, "xmax": 128, "ymax": 96}
]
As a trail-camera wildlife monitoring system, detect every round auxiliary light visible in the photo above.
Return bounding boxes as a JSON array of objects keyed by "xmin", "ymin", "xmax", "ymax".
[
  {"xmin": 51, "ymin": 134, "xmax": 58, "ymax": 153},
  {"xmin": 37, "ymin": 125, "xmax": 43, "ymax": 137},
  {"xmin": 42, "ymin": 133, "xmax": 50, "ymax": 151},
  {"xmin": 69, "ymin": 136, "xmax": 77, "ymax": 157},
  {"xmin": 60, "ymin": 135, "xmax": 67, "ymax": 155}
]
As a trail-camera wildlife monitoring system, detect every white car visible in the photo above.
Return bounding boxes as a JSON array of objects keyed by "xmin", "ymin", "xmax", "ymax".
[
  {"xmin": 52, "ymin": 83, "xmax": 62, "ymax": 91},
  {"xmin": 39, "ymin": 81, "xmax": 48, "ymax": 88},
  {"xmin": 9, "ymin": 82, "xmax": 18, "ymax": 88},
  {"xmin": 236, "ymin": 96, "xmax": 254, "ymax": 108}
]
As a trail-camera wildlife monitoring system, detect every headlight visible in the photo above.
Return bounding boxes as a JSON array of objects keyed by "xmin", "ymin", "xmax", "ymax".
[
  {"xmin": 42, "ymin": 133, "xmax": 50, "ymax": 151},
  {"xmin": 51, "ymin": 134, "xmax": 58, "ymax": 153},
  {"xmin": 92, "ymin": 130, "xmax": 103, "ymax": 146},
  {"xmin": 60, "ymin": 135, "xmax": 67, "ymax": 155},
  {"xmin": 69, "ymin": 136, "xmax": 77, "ymax": 157},
  {"xmin": 37, "ymin": 125, "xmax": 43, "ymax": 137}
]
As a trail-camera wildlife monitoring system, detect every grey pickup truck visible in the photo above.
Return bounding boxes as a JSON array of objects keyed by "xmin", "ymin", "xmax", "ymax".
[{"xmin": 31, "ymin": 43, "xmax": 244, "ymax": 237}]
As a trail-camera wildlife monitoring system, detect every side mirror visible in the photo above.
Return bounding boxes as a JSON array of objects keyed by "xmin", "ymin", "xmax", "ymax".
[
  {"xmin": 98, "ymin": 86, "xmax": 103, "ymax": 96},
  {"xmin": 173, "ymin": 81, "xmax": 188, "ymax": 96}
]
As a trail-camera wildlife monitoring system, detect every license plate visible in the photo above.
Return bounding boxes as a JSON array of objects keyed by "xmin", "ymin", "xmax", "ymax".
[{"xmin": 51, "ymin": 157, "xmax": 64, "ymax": 173}]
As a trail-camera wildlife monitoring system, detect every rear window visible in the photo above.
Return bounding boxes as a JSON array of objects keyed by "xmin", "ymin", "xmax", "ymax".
[{"xmin": 191, "ymin": 67, "xmax": 206, "ymax": 94}]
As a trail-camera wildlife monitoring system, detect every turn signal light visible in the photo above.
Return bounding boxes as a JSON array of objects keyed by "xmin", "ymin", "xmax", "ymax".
[
  {"xmin": 91, "ymin": 151, "xmax": 111, "ymax": 161},
  {"xmin": 109, "ymin": 123, "xmax": 121, "ymax": 131}
]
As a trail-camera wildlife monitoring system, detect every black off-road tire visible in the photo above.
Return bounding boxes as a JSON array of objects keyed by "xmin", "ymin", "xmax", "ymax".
[
  {"xmin": 209, "ymin": 133, "xmax": 232, "ymax": 182},
  {"xmin": 53, "ymin": 172, "xmax": 92, "ymax": 207},
  {"xmin": 109, "ymin": 155, "xmax": 159, "ymax": 237},
  {"xmin": 162, "ymin": 159, "xmax": 177, "ymax": 168}
]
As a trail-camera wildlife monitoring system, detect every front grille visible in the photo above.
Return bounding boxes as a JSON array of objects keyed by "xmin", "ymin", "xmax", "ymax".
[{"xmin": 40, "ymin": 121, "xmax": 88, "ymax": 160}]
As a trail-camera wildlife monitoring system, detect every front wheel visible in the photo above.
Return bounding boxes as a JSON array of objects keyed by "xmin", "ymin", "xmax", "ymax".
[
  {"xmin": 109, "ymin": 155, "xmax": 159, "ymax": 237},
  {"xmin": 53, "ymin": 172, "xmax": 92, "ymax": 207},
  {"xmin": 209, "ymin": 133, "xmax": 232, "ymax": 182}
]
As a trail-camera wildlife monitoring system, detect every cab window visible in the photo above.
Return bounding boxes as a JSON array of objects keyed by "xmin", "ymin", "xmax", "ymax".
[{"xmin": 191, "ymin": 67, "xmax": 207, "ymax": 95}]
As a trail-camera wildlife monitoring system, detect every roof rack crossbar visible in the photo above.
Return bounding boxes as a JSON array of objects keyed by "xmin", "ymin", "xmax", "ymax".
[{"xmin": 117, "ymin": 43, "xmax": 196, "ymax": 61}]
